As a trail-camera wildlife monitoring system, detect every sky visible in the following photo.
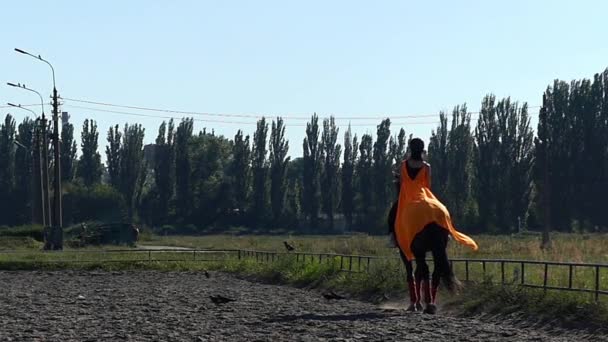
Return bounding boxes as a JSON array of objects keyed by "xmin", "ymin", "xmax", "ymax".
[{"xmin": 1, "ymin": 1, "xmax": 607, "ymax": 161}]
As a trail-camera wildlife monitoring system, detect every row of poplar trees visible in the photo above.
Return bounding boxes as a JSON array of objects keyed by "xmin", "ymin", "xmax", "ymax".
[{"xmin": 0, "ymin": 68, "xmax": 606, "ymax": 233}]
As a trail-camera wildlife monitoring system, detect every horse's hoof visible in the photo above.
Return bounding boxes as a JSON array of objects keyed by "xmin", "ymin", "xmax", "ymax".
[
  {"xmin": 423, "ymin": 304, "xmax": 437, "ymax": 315},
  {"xmin": 416, "ymin": 302, "xmax": 424, "ymax": 311},
  {"xmin": 406, "ymin": 303, "xmax": 417, "ymax": 312}
]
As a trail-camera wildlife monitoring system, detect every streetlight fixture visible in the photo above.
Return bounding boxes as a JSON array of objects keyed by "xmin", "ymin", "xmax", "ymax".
[
  {"xmin": 6, "ymin": 83, "xmax": 46, "ymax": 118},
  {"xmin": 15, "ymin": 47, "xmax": 62, "ymax": 249},
  {"xmin": 14, "ymin": 48, "xmax": 56, "ymax": 89},
  {"xmin": 7, "ymin": 102, "xmax": 37, "ymax": 117}
]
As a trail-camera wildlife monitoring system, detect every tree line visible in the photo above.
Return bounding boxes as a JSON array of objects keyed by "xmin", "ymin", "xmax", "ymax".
[{"xmin": 0, "ymin": 68, "xmax": 606, "ymax": 234}]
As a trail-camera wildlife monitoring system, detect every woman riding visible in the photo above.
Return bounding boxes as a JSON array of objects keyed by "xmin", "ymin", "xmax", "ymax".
[{"xmin": 393, "ymin": 138, "xmax": 478, "ymax": 314}]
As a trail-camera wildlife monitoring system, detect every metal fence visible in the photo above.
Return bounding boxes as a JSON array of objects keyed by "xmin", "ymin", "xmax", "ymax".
[
  {"xmin": 237, "ymin": 249, "xmax": 608, "ymax": 301},
  {"xmin": 0, "ymin": 248, "xmax": 606, "ymax": 301}
]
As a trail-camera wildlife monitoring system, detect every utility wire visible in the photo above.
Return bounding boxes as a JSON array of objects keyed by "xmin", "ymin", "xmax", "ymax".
[
  {"xmin": 61, "ymin": 96, "xmax": 540, "ymax": 121},
  {"xmin": 63, "ymin": 104, "xmax": 483, "ymax": 127}
]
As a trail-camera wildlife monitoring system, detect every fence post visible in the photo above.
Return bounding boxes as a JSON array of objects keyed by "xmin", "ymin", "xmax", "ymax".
[
  {"xmin": 482, "ymin": 261, "xmax": 486, "ymax": 275},
  {"xmin": 340, "ymin": 256, "xmax": 344, "ymax": 270},
  {"xmin": 238, "ymin": 250, "xmax": 241, "ymax": 260},
  {"xmin": 367, "ymin": 257, "xmax": 371, "ymax": 273},
  {"xmin": 358, "ymin": 256, "xmax": 362, "ymax": 272},
  {"xmin": 148, "ymin": 250, "xmax": 151, "ymax": 262},
  {"xmin": 349, "ymin": 256, "xmax": 353, "ymax": 272},
  {"xmin": 568, "ymin": 265, "xmax": 573, "ymax": 289},
  {"xmin": 543, "ymin": 263, "xmax": 548, "ymax": 292},
  {"xmin": 193, "ymin": 250, "xmax": 196, "ymax": 261},
  {"xmin": 501, "ymin": 261, "xmax": 505, "ymax": 284},
  {"xmin": 595, "ymin": 266, "xmax": 600, "ymax": 302},
  {"xmin": 521, "ymin": 262, "xmax": 525, "ymax": 285},
  {"xmin": 465, "ymin": 260, "xmax": 469, "ymax": 281}
]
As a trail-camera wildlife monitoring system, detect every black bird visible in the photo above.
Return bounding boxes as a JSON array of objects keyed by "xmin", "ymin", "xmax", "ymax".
[
  {"xmin": 209, "ymin": 295, "xmax": 236, "ymax": 305},
  {"xmin": 322, "ymin": 290, "xmax": 345, "ymax": 300},
  {"xmin": 204, "ymin": 270, "xmax": 210, "ymax": 279},
  {"xmin": 283, "ymin": 241, "xmax": 295, "ymax": 252}
]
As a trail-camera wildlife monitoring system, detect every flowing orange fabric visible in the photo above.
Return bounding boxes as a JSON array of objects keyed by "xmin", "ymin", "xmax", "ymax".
[{"xmin": 394, "ymin": 161, "xmax": 478, "ymax": 261}]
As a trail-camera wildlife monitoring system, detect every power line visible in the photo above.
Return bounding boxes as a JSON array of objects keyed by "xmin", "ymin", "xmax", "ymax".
[
  {"xmin": 61, "ymin": 96, "xmax": 540, "ymax": 121},
  {"xmin": 64, "ymin": 104, "xmax": 488, "ymax": 127},
  {"xmin": 63, "ymin": 105, "xmax": 257, "ymax": 125}
]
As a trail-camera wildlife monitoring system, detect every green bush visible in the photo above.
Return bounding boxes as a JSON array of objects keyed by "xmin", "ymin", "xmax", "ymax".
[
  {"xmin": 63, "ymin": 183, "xmax": 128, "ymax": 224},
  {"xmin": 0, "ymin": 225, "xmax": 44, "ymax": 241}
]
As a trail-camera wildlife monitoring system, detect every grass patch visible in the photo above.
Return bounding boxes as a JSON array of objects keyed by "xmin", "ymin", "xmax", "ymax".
[
  {"xmin": 0, "ymin": 237, "xmax": 43, "ymax": 250},
  {"xmin": 446, "ymin": 279, "xmax": 608, "ymax": 334},
  {"xmin": 140, "ymin": 232, "xmax": 608, "ymax": 263},
  {"xmin": 0, "ymin": 225, "xmax": 44, "ymax": 242}
]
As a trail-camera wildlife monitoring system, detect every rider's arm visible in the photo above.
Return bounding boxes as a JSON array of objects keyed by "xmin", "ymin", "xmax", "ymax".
[{"xmin": 426, "ymin": 162, "xmax": 432, "ymax": 189}]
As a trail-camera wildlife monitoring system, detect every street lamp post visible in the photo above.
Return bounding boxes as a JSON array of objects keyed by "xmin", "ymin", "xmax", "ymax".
[
  {"xmin": 14, "ymin": 48, "xmax": 62, "ymax": 249},
  {"xmin": 8, "ymin": 103, "xmax": 47, "ymax": 229}
]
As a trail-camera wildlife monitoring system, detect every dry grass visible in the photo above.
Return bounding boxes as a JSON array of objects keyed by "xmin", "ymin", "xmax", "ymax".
[{"xmin": 140, "ymin": 232, "xmax": 608, "ymax": 263}]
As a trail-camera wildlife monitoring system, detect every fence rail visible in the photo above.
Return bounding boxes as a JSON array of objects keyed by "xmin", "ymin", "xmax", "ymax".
[
  {"xmin": 0, "ymin": 248, "xmax": 606, "ymax": 301},
  {"xmin": 236, "ymin": 249, "xmax": 608, "ymax": 301}
]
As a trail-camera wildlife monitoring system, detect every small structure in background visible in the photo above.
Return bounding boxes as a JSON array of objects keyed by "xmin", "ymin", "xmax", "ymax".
[{"xmin": 66, "ymin": 222, "xmax": 139, "ymax": 247}]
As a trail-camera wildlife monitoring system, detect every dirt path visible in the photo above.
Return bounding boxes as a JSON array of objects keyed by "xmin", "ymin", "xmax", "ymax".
[{"xmin": 0, "ymin": 271, "xmax": 603, "ymax": 341}]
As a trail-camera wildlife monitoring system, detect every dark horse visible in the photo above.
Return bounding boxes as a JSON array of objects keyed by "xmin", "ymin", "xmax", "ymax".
[{"xmin": 387, "ymin": 177, "xmax": 459, "ymax": 314}]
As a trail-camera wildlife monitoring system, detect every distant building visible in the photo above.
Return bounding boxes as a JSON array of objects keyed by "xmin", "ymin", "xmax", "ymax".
[
  {"xmin": 61, "ymin": 112, "xmax": 70, "ymax": 126},
  {"xmin": 143, "ymin": 144, "xmax": 157, "ymax": 165}
]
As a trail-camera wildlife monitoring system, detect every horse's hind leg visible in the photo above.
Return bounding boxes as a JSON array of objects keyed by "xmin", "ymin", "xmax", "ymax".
[
  {"xmin": 413, "ymin": 252, "xmax": 429, "ymax": 311},
  {"xmin": 399, "ymin": 250, "xmax": 419, "ymax": 311}
]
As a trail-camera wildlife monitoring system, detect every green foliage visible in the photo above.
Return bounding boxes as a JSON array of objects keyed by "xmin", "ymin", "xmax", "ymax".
[
  {"xmin": 153, "ymin": 119, "xmax": 175, "ymax": 223},
  {"xmin": 60, "ymin": 122, "xmax": 77, "ymax": 182},
  {"xmin": 78, "ymin": 119, "xmax": 102, "ymax": 186},
  {"xmin": 174, "ymin": 118, "xmax": 193, "ymax": 221},
  {"xmin": 356, "ymin": 134, "xmax": 373, "ymax": 231},
  {"xmin": 189, "ymin": 129, "xmax": 233, "ymax": 228},
  {"xmin": 321, "ymin": 116, "xmax": 341, "ymax": 231},
  {"xmin": 230, "ymin": 130, "xmax": 251, "ymax": 212},
  {"xmin": 0, "ymin": 115, "xmax": 17, "ymax": 226},
  {"xmin": 116, "ymin": 123, "xmax": 146, "ymax": 219},
  {"xmin": 0, "ymin": 225, "xmax": 44, "ymax": 241},
  {"xmin": 2, "ymin": 68, "xmax": 608, "ymax": 236},
  {"xmin": 341, "ymin": 125, "xmax": 358, "ymax": 231},
  {"xmin": 105, "ymin": 124, "xmax": 121, "ymax": 188},
  {"xmin": 372, "ymin": 118, "xmax": 392, "ymax": 221},
  {"xmin": 251, "ymin": 118, "xmax": 269, "ymax": 224},
  {"xmin": 63, "ymin": 183, "xmax": 127, "ymax": 223},
  {"xmin": 302, "ymin": 114, "xmax": 322, "ymax": 230},
  {"xmin": 14, "ymin": 118, "xmax": 35, "ymax": 224},
  {"xmin": 428, "ymin": 113, "xmax": 449, "ymax": 200},
  {"xmin": 476, "ymin": 96, "xmax": 534, "ymax": 233},
  {"xmin": 270, "ymin": 117, "xmax": 290, "ymax": 224},
  {"xmin": 536, "ymin": 70, "xmax": 608, "ymax": 232},
  {"xmin": 453, "ymin": 280, "xmax": 608, "ymax": 334}
]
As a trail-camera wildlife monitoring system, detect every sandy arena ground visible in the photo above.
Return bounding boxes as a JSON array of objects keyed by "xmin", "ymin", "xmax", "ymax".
[{"xmin": 0, "ymin": 271, "xmax": 604, "ymax": 341}]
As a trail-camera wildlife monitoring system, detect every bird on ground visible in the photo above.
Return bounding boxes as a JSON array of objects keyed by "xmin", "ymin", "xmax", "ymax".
[
  {"xmin": 284, "ymin": 241, "xmax": 295, "ymax": 252},
  {"xmin": 204, "ymin": 270, "xmax": 210, "ymax": 279},
  {"xmin": 209, "ymin": 295, "xmax": 236, "ymax": 305},
  {"xmin": 322, "ymin": 290, "xmax": 345, "ymax": 300}
]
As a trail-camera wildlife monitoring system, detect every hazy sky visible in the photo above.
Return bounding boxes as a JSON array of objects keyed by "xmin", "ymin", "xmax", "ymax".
[{"xmin": 2, "ymin": 1, "xmax": 607, "ymax": 160}]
